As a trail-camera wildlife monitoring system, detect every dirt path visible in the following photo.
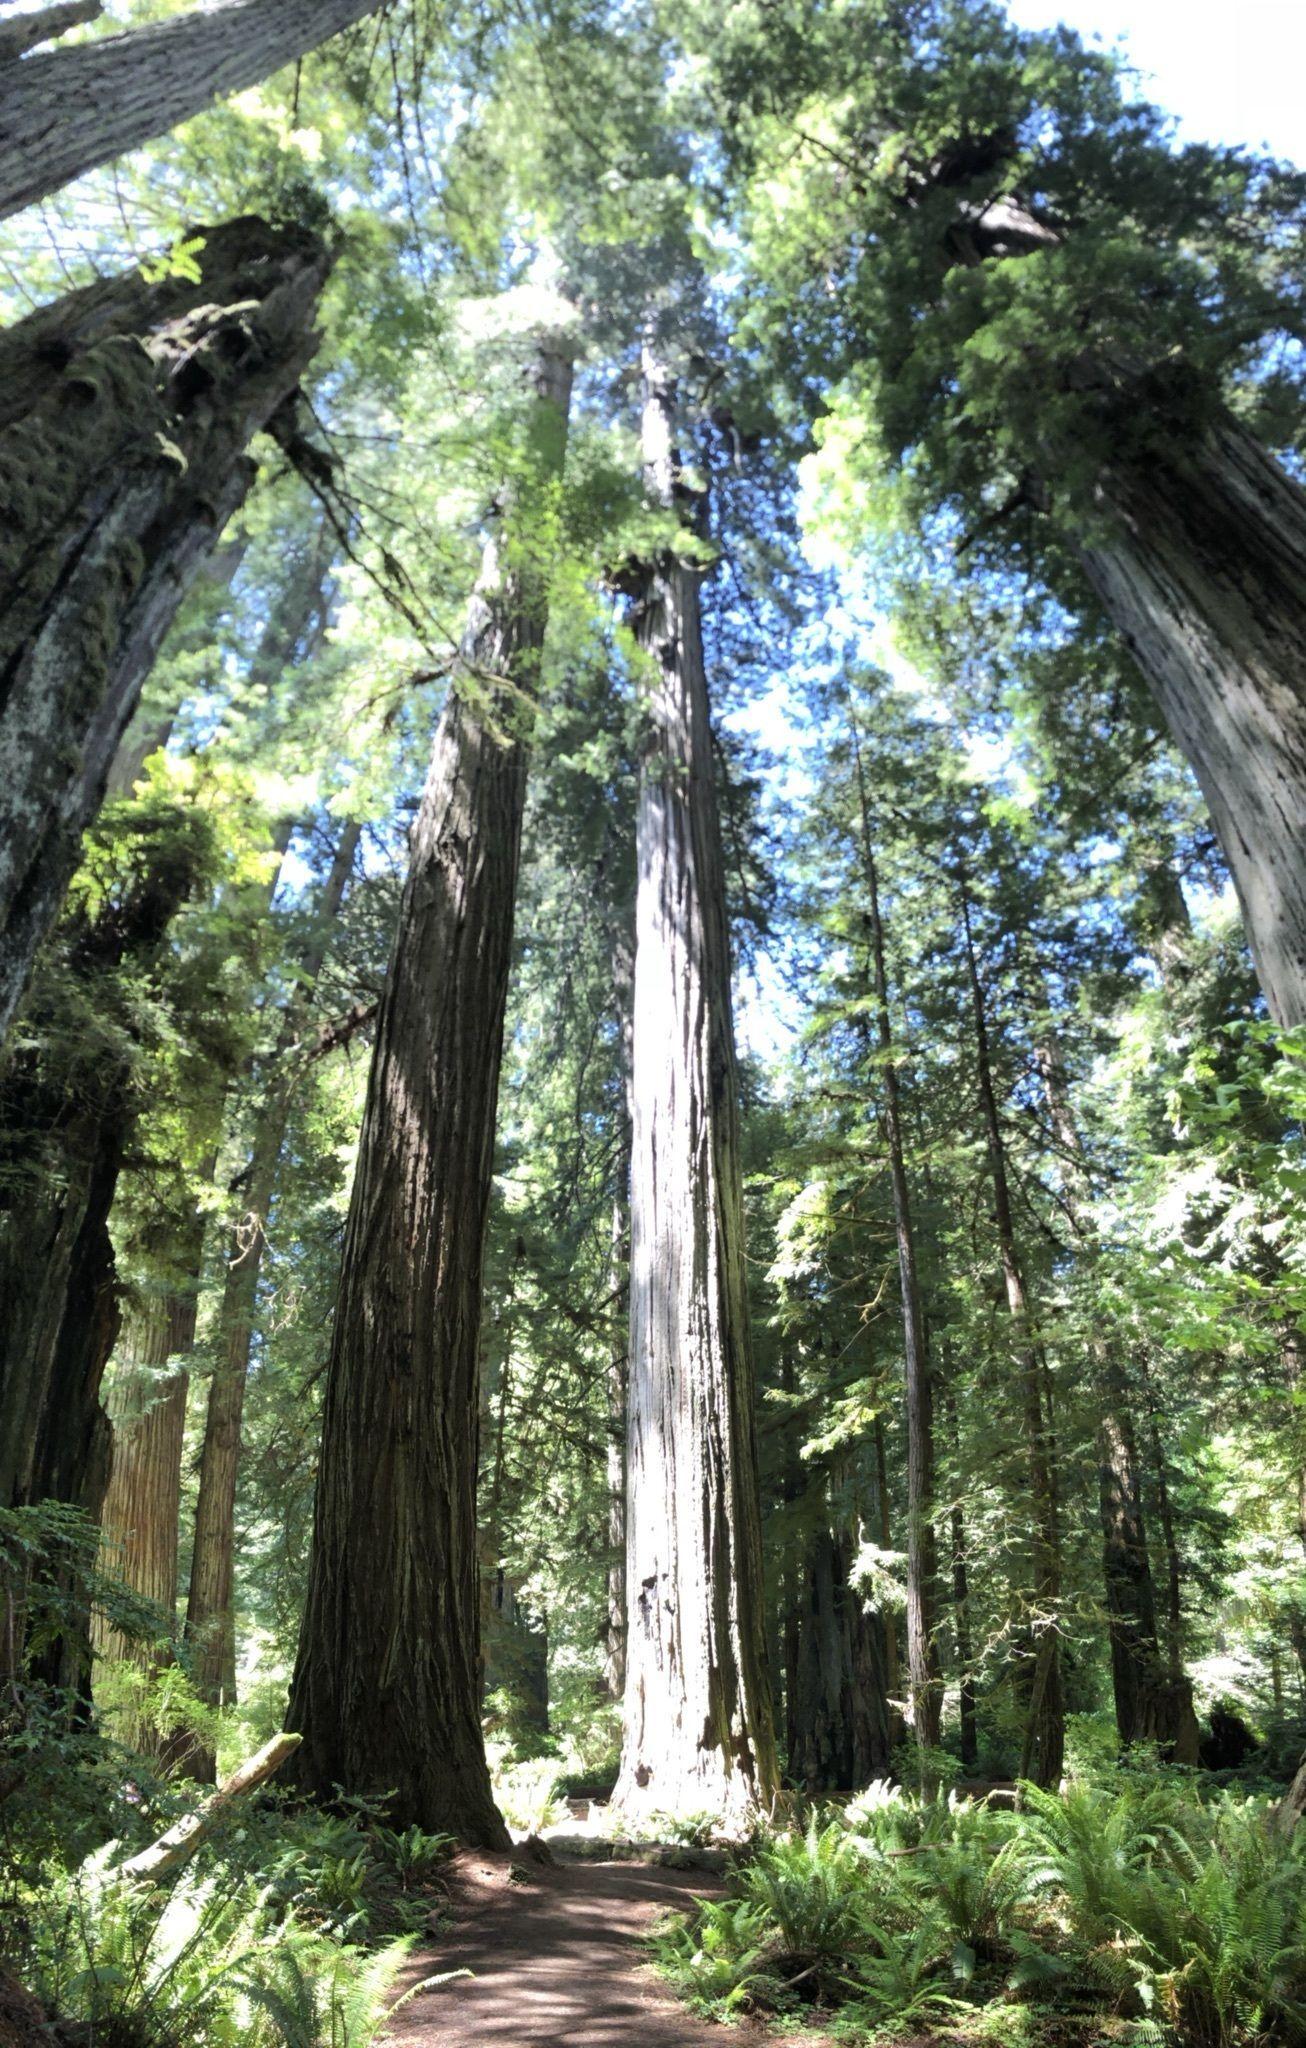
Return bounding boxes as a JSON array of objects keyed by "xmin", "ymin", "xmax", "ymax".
[{"xmin": 385, "ymin": 1850, "xmax": 773, "ymax": 2047}]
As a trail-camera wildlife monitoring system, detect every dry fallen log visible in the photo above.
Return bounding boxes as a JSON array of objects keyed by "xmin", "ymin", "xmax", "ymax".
[{"xmin": 120, "ymin": 1731, "xmax": 301, "ymax": 1882}]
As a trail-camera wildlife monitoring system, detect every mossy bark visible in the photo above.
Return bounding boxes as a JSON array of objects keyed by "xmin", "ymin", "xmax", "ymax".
[{"xmin": 0, "ymin": 214, "xmax": 330, "ymax": 1047}]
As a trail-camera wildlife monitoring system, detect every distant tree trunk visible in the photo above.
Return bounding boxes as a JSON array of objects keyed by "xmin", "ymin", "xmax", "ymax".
[
  {"xmin": 0, "ymin": 0, "xmax": 380, "ymax": 220},
  {"xmin": 1077, "ymin": 415, "xmax": 1306, "ymax": 1026},
  {"xmin": 941, "ymin": 1375, "xmax": 979, "ymax": 1770},
  {"xmin": 1097, "ymin": 1378, "xmax": 1199, "ymax": 1763},
  {"xmin": 1032, "ymin": 1013, "xmax": 1197, "ymax": 1760},
  {"xmin": 91, "ymin": 1289, "xmax": 199, "ymax": 1747},
  {"xmin": 614, "ymin": 345, "xmax": 778, "ymax": 1828},
  {"xmin": 286, "ymin": 337, "xmax": 574, "ymax": 1845},
  {"xmin": 958, "ymin": 884, "xmax": 1064, "ymax": 1786},
  {"xmin": 849, "ymin": 717, "xmax": 940, "ymax": 1748},
  {"xmin": 0, "ymin": 840, "xmax": 201, "ymax": 1689},
  {"xmin": 788, "ymin": 1515, "xmax": 890, "ymax": 1793},
  {"xmin": 178, "ymin": 818, "xmax": 359, "ymax": 1781},
  {"xmin": 0, "ymin": 214, "xmax": 329, "ymax": 1046},
  {"xmin": 871, "ymin": 1414, "xmax": 905, "ymax": 1748}
]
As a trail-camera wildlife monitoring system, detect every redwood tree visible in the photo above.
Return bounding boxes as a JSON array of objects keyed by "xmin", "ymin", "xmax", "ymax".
[
  {"xmin": 0, "ymin": 0, "xmax": 380, "ymax": 220},
  {"xmin": 0, "ymin": 215, "xmax": 331, "ymax": 1046},
  {"xmin": 613, "ymin": 345, "xmax": 778, "ymax": 1826},
  {"xmin": 285, "ymin": 335, "xmax": 574, "ymax": 1844}
]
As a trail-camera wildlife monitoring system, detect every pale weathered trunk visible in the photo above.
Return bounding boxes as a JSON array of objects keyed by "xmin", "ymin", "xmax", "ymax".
[
  {"xmin": 614, "ymin": 347, "xmax": 778, "ymax": 1828},
  {"xmin": 0, "ymin": 0, "xmax": 379, "ymax": 220},
  {"xmin": 1078, "ymin": 415, "xmax": 1306, "ymax": 1026},
  {"xmin": 286, "ymin": 340, "xmax": 573, "ymax": 1844},
  {"xmin": 849, "ymin": 719, "xmax": 940, "ymax": 1748},
  {"xmin": 604, "ymin": 1182, "xmax": 630, "ymax": 1704},
  {"xmin": 0, "ymin": 5, "xmax": 104, "ymax": 68},
  {"xmin": 178, "ymin": 819, "xmax": 359, "ymax": 1780},
  {"xmin": 959, "ymin": 887, "xmax": 1064, "ymax": 1786},
  {"xmin": 0, "ymin": 215, "xmax": 329, "ymax": 1046}
]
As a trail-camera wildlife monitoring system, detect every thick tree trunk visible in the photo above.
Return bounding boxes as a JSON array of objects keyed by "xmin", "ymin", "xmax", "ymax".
[
  {"xmin": 285, "ymin": 339, "xmax": 573, "ymax": 1846},
  {"xmin": 1078, "ymin": 415, "xmax": 1306, "ymax": 1026},
  {"xmin": 849, "ymin": 720, "xmax": 940, "ymax": 1748},
  {"xmin": 0, "ymin": 214, "xmax": 330, "ymax": 1046},
  {"xmin": 0, "ymin": 0, "xmax": 379, "ymax": 220},
  {"xmin": 614, "ymin": 347, "xmax": 778, "ymax": 1828},
  {"xmin": 178, "ymin": 818, "xmax": 359, "ymax": 1781},
  {"xmin": 788, "ymin": 1517, "xmax": 890, "ymax": 1793},
  {"xmin": 91, "ymin": 1293, "xmax": 197, "ymax": 1746},
  {"xmin": 604, "ymin": 1182, "xmax": 630, "ymax": 1704},
  {"xmin": 958, "ymin": 886, "xmax": 1064, "ymax": 1786}
]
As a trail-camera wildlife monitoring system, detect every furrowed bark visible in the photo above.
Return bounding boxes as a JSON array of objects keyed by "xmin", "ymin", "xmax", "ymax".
[
  {"xmin": 0, "ymin": 213, "xmax": 331, "ymax": 1047},
  {"xmin": 0, "ymin": 4, "xmax": 103, "ymax": 67},
  {"xmin": 91, "ymin": 1290, "xmax": 199, "ymax": 1751},
  {"xmin": 614, "ymin": 345, "xmax": 778, "ymax": 1828},
  {"xmin": 179, "ymin": 817, "xmax": 360, "ymax": 1782},
  {"xmin": 0, "ymin": 0, "xmax": 378, "ymax": 220},
  {"xmin": 958, "ymin": 884, "xmax": 1064, "ymax": 1786},
  {"xmin": 1078, "ymin": 415, "xmax": 1306, "ymax": 1026},
  {"xmin": 603, "ymin": 935, "xmax": 635, "ymax": 1704},
  {"xmin": 788, "ymin": 1513, "xmax": 890, "ymax": 1793},
  {"xmin": 285, "ymin": 338, "xmax": 574, "ymax": 1845}
]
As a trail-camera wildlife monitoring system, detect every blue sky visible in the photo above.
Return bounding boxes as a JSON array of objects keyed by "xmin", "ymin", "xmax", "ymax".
[
  {"xmin": 1005, "ymin": 0, "xmax": 1304, "ymax": 163},
  {"xmin": 734, "ymin": 0, "xmax": 1300, "ymax": 1062}
]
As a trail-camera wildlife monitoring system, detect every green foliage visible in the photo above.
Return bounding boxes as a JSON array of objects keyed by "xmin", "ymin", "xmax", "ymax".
[{"xmin": 655, "ymin": 1780, "xmax": 1306, "ymax": 2045}]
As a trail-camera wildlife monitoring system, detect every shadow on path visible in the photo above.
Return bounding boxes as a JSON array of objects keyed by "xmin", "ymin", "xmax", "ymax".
[{"xmin": 385, "ymin": 1851, "xmax": 767, "ymax": 2046}]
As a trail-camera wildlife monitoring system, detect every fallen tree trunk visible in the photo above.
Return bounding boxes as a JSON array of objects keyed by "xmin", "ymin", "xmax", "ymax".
[{"xmin": 119, "ymin": 1731, "xmax": 300, "ymax": 1881}]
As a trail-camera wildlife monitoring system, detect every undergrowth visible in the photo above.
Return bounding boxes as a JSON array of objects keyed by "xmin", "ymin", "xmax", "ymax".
[{"xmin": 653, "ymin": 1776, "xmax": 1306, "ymax": 2046}]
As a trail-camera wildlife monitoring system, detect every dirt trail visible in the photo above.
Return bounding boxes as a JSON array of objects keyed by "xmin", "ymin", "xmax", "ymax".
[{"xmin": 385, "ymin": 1850, "xmax": 772, "ymax": 2047}]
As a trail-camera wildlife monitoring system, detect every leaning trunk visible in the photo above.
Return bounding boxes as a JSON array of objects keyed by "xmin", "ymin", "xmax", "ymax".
[
  {"xmin": 1077, "ymin": 413, "xmax": 1306, "ymax": 1026},
  {"xmin": 614, "ymin": 346, "xmax": 778, "ymax": 1827},
  {"xmin": 0, "ymin": 214, "xmax": 330, "ymax": 1045},
  {"xmin": 285, "ymin": 338, "xmax": 574, "ymax": 1845},
  {"xmin": 0, "ymin": 0, "xmax": 379, "ymax": 220}
]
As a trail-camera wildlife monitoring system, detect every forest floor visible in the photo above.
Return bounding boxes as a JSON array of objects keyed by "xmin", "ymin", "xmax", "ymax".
[{"xmin": 384, "ymin": 1843, "xmax": 834, "ymax": 2047}]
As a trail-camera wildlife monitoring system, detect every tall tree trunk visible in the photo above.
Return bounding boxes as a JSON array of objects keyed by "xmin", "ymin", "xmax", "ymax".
[
  {"xmin": 0, "ymin": 214, "xmax": 330, "ymax": 1046},
  {"xmin": 91, "ymin": 1290, "xmax": 199, "ymax": 1747},
  {"xmin": 848, "ymin": 716, "xmax": 940, "ymax": 1748},
  {"xmin": 603, "ymin": 935, "xmax": 635, "ymax": 1705},
  {"xmin": 958, "ymin": 884, "xmax": 1064, "ymax": 1786},
  {"xmin": 285, "ymin": 337, "xmax": 574, "ymax": 1845},
  {"xmin": 1032, "ymin": 1012, "xmax": 1196, "ymax": 1757},
  {"xmin": 179, "ymin": 818, "xmax": 360, "ymax": 1781},
  {"xmin": 614, "ymin": 346, "xmax": 778, "ymax": 1827},
  {"xmin": 871, "ymin": 1413, "xmax": 905, "ymax": 1749},
  {"xmin": 0, "ymin": 841, "xmax": 201, "ymax": 1689},
  {"xmin": 1077, "ymin": 414, "xmax": 1306, "ymax": 1025},
  {"xmin": 0, "ymin": 0, "xmax": 379, "ymax": 220},
  {"xmin": 941, "ymin": 1374, "xmax": 979, "ymax": 1771},
  {"xmin": 788, "ymin": 1513, "xmax": 890, "ymax": 1793}
]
